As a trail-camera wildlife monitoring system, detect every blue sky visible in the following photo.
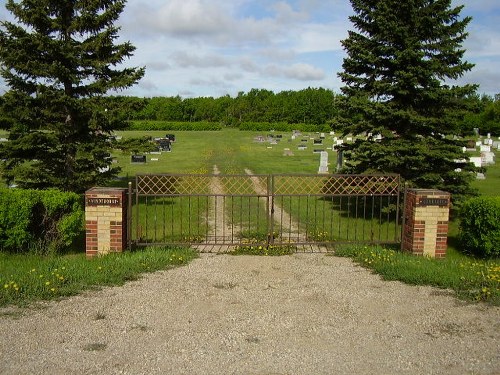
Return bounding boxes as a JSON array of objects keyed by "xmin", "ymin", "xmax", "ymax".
[{"xmin": 1, "ymin": 0, "xmax": 499, "ymax": 98}]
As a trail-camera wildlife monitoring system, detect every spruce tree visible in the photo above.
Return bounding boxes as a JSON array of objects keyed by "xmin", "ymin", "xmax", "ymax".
[
  {"xmin": 337, "ymin": 0, "xmax": 478, "ymax": 200},
  {"xmin": 0, "ymin": 0, "xmax": 144, "ymax": 192}
]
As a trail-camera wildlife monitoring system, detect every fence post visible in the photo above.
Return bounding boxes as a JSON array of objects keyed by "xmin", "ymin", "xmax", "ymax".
[
  {"xmin": 85, "ymin": 187, "xmax": 128, "ymax": 258},
  {"xmin": 402, "ymin": 189, "xmax": 450, "ymax": 258}
]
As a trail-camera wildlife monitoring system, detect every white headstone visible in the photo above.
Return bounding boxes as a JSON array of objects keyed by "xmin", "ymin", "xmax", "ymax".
[
  {"xmin": 462, "ymin": 146, "xmax": 467, "ymax": 153},
  {"xmin": 318, "ymin": 151, "xmax": 329, "ymax": 174},
  {"xmin": 476, "ymin": 141, "xmax": 482, "ymax": 147},
  {"xmin": 470, "ymin": 157, "xmax": 482, "ymax": 168},
  {"xmin": 336, "ymin": 139, "xmax": 344, "ymax": 145},
  {"xmin": 476, "ymin": 173, "xmax": 486, "ymax": 180},
  {"xmin": 481, "ymin": 152, "xmax": 495, "ymax": 165},
  {"xmin": 346, "ymin": 137, "xmax": 353, "ymax": 142},
  {"xmin": 480, "ymin": 144, "xmax": 491, "ymax": 152}
]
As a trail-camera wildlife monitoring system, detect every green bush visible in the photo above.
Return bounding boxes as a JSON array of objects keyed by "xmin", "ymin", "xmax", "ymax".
[
  {"xmin": 128, "ymin": 121, "xmax": 222, "ymax": 131},
  {"xmin": 459, "ymin": 196, "xmax": 500, "ymax": 258},
  {"xmin": 238, "ymin": 122, "xmax": 331, "ymax": 132},
  {"xmin": 0, "ymin": 188, "xmax": 84, "ymax": 254}
]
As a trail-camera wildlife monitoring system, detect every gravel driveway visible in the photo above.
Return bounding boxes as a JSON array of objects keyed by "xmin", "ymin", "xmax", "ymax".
[{"xmin": 1, "ymin": 253, "xmax": 499, "ymax": 375}]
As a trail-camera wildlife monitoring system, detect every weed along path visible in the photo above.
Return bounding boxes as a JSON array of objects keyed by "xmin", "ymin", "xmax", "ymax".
[{"xmin": 1, "ymin": 254, "xmax": 499, "ymax": 374}]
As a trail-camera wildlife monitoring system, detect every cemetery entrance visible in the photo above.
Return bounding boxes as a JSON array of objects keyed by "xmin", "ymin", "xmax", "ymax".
[{"xmin": 130, "ymin": 173, "xmax": 401, "ymax": 252}]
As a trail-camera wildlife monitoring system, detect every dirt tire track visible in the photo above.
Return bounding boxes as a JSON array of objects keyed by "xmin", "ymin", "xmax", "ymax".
[{"xmin": 194, "ymin": 165, "xmax": 242, "ymax": 252}]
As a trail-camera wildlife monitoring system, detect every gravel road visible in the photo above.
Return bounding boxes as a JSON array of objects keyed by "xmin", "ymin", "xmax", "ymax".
[{"xmin": 1, "ymin": 253, "xmax": 499, "ymax": 375}]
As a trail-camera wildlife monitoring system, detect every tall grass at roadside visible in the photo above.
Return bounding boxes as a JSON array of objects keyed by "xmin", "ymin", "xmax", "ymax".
[
  {"xmin": 335, "ymin": 245, "xmax": 500, "ymax": 305},
  {"xmin": 0, "ymin": 247, "xmax": 197, "ymax": 308}
]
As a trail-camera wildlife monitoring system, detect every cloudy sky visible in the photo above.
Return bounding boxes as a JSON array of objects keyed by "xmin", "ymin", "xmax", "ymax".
[{"xmin": 1, "ymin": 0, "xmax": 499, "ymax": 98}]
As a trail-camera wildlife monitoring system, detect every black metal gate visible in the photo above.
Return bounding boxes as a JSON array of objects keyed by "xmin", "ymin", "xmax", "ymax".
[{"xmin": 130, "ymin": 173, "xmax": 401, "ymax": 251}]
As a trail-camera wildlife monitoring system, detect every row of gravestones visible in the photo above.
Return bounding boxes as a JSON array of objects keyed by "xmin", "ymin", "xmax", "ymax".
[{"xmin": 131, "ymin": 134, "xmax": 176, "ymax": 164}]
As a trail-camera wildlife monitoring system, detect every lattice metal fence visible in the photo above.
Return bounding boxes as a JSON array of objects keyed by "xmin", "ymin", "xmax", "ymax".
[{"xmin": 131, "ymin": 174, "xmax": 401, "ymax": 251}]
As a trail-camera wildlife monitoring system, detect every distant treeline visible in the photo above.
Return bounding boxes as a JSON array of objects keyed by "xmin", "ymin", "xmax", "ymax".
[
  {"xmin": 105, "ymin": 88, "xmax": 500, "ymax": 135},
  {"xmin": 1, "ymin": 87, "xmax": 498, "ymax": 134},
  {"xmin": 110, "ymin": 87, "xmax": 339, "ymax": 126}
]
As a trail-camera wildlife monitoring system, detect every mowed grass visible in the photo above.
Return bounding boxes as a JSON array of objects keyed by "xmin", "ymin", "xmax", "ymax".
[{"xmin": 113, "ymin": 129, "xmax": 328, "ymax": 178}]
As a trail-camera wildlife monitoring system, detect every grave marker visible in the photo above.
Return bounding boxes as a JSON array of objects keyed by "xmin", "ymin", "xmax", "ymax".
[
  {"xmin": 318, "ymin": 151, "xmax": 328, "ymax": 174},
  {"xmin": 131, "ymin": 155, "xmax": 146, "ymax": 163}
]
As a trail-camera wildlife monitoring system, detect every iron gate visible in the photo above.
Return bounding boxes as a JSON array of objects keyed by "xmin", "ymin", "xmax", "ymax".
[{"xmin": 130, "ymin": 173, "xmax": 401, "ymax": 251}]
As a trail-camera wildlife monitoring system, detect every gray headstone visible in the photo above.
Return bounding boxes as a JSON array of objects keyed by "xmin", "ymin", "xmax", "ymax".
[{"xmin": 318, "ymin": 151, "xmax": 328, "ymax": 174}]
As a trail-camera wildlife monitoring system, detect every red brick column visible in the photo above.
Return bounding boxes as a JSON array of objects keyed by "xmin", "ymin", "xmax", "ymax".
[
  {"xmin": 402, "ymin": 189, "xmax": 450, "ymax": 258},
  {"xmin": 85, "ymin": 188, "xmax": 128, "ymax": 258}
]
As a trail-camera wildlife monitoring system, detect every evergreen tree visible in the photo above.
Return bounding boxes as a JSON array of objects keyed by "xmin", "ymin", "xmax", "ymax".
[
  {"xmin": 336, "ymin": 0, "xmax": 478, "ymax": 200},
  {"xmin": 0, "ymin": 0, "xmax": 144, "ymax": 192}
]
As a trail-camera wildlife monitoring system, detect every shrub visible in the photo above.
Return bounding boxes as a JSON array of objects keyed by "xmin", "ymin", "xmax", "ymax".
[
  {"xmin": 127, "ymin": 121, "xmax": 222, "ymax": 131},
  {"xmin": 459, "ymin": 196, "xmax": 500, "ymax": 258},
  {"xmin": 0, "ymin": 188, "xmax": 84, "ymax": 254}
]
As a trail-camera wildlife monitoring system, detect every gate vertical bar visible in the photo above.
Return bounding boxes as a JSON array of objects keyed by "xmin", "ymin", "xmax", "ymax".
[
  {"xmin": 268, "ymin": 175, "xmax": 274, "ymax": 246},
  {"xmin": 127, "ymin": 181, "xmax": 133, "ymax": 250}
]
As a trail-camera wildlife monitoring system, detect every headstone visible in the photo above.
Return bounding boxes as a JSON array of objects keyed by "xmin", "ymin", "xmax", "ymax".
[
  {"xmin": 480, "ymin": 144, "xmax": 491, "ymax": 152},
  {"xmin": 283, "ymin": 148, "xmax": 294, "ymax": 156},
  {"xmin": 346, "ymin": 137, "xmax": 353, "ymax": 142},
  {"xmin": 336, "ymin": 139, "xmax": 344, "ymax": 145},
  {"xmin": 291, "ymin": 135, "xmax": 296, "ymax": 140},
  {"xmin": 320, "ymin": 133, "xmax": 325, "ymax": 139},
  {"xmin": 476, "ymin": 172, "xmax": 486, "ymax": 180},
  {"xmin": 131, "ymin": 155, "xmax": 146, "ymax": 163},
  {"xmin": 151, "ymin": 158, "xmax": 159, "ymax": 161},
  {"xmin": 487, "ymin": 133, "xmax": 491, "ymax": 139},
  {"xmin": 475, "ymin": 141, "xmax": 482, "ymax": 147},
  {"xmin": 333, "ymin": 137, "xmax": 338, "ymax": 142},
  {"xmin": 466, "ymin": 140, "xmax": 476, "ymax": 149},
  {"xmin": 318, "ymin": 151, "xmax": 328, "ymax": 174},
  {"xmin": 298, "ymin": 145, "xmax": 307, "ymax": 150},
  {"xmin": 313, "ymin": 139, "xmax": 323, "ymax": 145},
  {"xmin": 469, "ymin": 156, "xmax": 482, "ymax": 168},
  {"xmin": 481, "ymin": 151, "xmax": 495, "ymax": 165},
  {"xmin": 462, "ymin": 146, "xmax": 467, "ymax": 153},
  {"xmin": 336, "ymin": 150, "xmax": 344, "ymax": 171},
  {"xmin": 330, "ymin": 131, "xmax": 335, "ymax": 135}
]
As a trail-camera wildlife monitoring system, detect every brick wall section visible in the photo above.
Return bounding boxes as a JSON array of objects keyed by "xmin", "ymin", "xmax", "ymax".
[
  {"xmin": 85, "ymin": 188, "xmax": 127, "ymax": 258},
  {"xmin": 402, "ymin": 189, "xmax": 450, "ymax": 258}
]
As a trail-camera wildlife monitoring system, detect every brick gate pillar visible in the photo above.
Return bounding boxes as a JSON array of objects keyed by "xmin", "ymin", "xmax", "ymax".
[
  {"xmin": 402, "ymin": 189, "xmax": 450, "ymax": 258},
  {"xmin": 85, "ymin": 187, "xmax": 128, "ymax": 258}
]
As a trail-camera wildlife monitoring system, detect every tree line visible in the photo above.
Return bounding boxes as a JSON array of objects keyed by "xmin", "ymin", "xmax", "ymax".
[{"xmin": 105, "ymin": 90, "xmax": 500, "ymax": 135}]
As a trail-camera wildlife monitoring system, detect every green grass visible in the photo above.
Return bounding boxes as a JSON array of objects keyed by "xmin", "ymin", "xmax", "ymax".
[
  {"xmin": 0, "ymin": 247, "xmax": 198, "ymax": 308},
  {"xmin": 335, "ymin": 245, "xmax": 500, "ymax": 305}
]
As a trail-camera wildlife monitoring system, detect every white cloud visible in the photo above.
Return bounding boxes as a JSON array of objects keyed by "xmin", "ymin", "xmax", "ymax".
[{"xmin": 283, "ymin": 63, "xmax": 326, "ymax": 80}]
